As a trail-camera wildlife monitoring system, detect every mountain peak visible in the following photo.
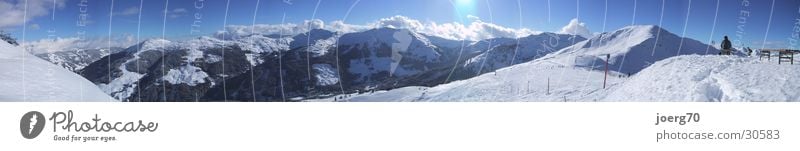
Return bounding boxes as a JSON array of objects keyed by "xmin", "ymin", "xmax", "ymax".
[
  {"xmin": 538, "ymin": 24, "xmax": 716, "ymax": 74},
  {"xmin": 308, "ymin": 28, "xmax": 335, "ymax": 35},
  {"xmin": 620, "ymin": 25, "xmax": 659, "ymax": 31},
  {"xmin": 611, "ymin": 25, "xmax": 673, "ymax": 40},
  {"xmin": 338, "ymin": 27, "xmax": 434, "ymax": 48},
  {"xmin": 128, "ymin": 38, "xmax": 173, "ymax": 52}
]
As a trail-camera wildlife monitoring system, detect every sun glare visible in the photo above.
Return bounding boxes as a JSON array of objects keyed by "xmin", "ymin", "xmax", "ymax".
[
  {"xmin": 453, "ymin": 0, "xmax": 476, "ymax": 17},
  {"xmin": 456, "ymin": 0, "xmax": 473, "ymax": 5}
]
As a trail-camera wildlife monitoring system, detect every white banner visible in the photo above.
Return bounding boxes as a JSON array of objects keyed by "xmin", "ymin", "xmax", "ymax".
[{"xmin": 0, "ymin": 103, "xmax": 797, "ymax": 151}]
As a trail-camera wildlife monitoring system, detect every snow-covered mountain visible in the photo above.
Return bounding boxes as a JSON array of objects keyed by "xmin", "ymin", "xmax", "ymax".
[
  {"xmin": 537, "ymin": 25, "xmax": 718, "ymax": 74},
  {"xmin": 206, "ymin": 28, "xmax": 453, "ymax": 101},
  {"xmin": 49, "ymin": 23, "xmax": 798, "ymax": 102},
  {"xmin": 307, "ymin": 25, "xmax": 799, "ymax": 102},
  {"xmin": 80, "ymin": 35, "xmax": 291, "ymax": 101},
  {"xmin": 458, "ymin": 33, "xmax": 585, "ymax": 78},
  {"xmin": 86, "ymin": 24, "xmax": 750, "ymax": 102},
  {"xmin": 80, "ymin": 27, "xmax": 442, "ymax": 101},
  {"xmin": 290, "ymin": 29, "xmax": 337, "ymax": 56},
  {"xmin": 336, "ymin": 28, "xmax": 443, "ymax": 82},
  {"xmin": 0, "ymin": 40, "xmax": 115, "ymax": 101},
  {"xmin": 35, "ymin": 47, "xmax": 123, "ymax": 72},
  {"xmin": 80, "ymin": 26, "xmax": 587, "ymax": 101},
  {"xmin": 210, "ymin": 28, "xmax": 591, "ymax": 101}
]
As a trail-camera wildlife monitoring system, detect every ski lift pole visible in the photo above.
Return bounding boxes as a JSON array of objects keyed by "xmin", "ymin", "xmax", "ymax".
[{"xmin": 603, "ymin": 54, "xmax": 609, "ymax": 89}]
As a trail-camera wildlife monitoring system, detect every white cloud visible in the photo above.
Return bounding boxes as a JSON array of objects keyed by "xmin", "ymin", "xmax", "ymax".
[
  {"xmin": 429, "ymin": 20, "xmax": 538, "ymax": 41},
  {"xmin": 215, "ymin": 19, "xmax": 365, "ymax": 40},
  {"xmin": 0, "ymin": 0, "xmax": 66, "ymax": 28},
  {"xmin": 165, "ymin": 8, "xmax": 188, "ymax": 19},
  {"xmin": 372, "ymin": 15, "xmax": 538, "ymax": 41},
  {"xmin": 119, "ymin": 6, "xmax": 139, "ymax": 16},
  {"xmin": 218, "ymin": 15, "xmax": 540, "ymax": 41},
  {"xmin": 374, "ymin": 15, "xmax": 424, "ymax": 31},
  {"xmin": 304, "ymin": 19, "xmax": 325, "ymax": 30},
  {"xmin": 558, "ymin": 18, "xmax": 593, "ymax": 38},
  {"xmin": 172, "ymin": 8, "xmax": 187, "ymax": 13},
  {"xmin": 466, "ymin": 15, "xmax": 481, "ymax": 22},
  {"xmin": 23, "ymin": 35, "xmax": 137, "ymax": 54},
  {"xmin": 24, "ymin": 37, "xmax": 81, "ymax": 54},
  {"xmin": 328, "ymin": 20, "xmax": 371, "ymax": 34}
]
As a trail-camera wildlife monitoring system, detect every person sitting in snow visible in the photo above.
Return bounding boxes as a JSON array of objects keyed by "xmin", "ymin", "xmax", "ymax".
[{"xmin": 720, "ymin": 36, "xmax": 732, "ymax": 55}]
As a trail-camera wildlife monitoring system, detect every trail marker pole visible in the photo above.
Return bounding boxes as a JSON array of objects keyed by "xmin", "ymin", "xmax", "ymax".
[{"xmin": 604, "ymin": 54, "xmax": 609, "ymax": 89}]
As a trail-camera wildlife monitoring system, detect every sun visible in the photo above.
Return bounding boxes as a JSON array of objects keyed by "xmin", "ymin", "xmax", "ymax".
[
  {"xmin": 453, "ymin": 0, "xmax": 476, "ymax": 17},
  {"xmin": 455, "ymin": 0, "xmax": 475, "ymax": 8},
  {"xmin": 456, "ymin": 0, "xmax": 473, "ymax": 5}
]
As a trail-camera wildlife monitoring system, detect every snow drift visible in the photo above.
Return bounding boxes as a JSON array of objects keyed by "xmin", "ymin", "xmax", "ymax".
[
  {"xmin": 0, "ymin": 40, "xmax": 115, "ymax": 101},
  {"xmin": 604, "ymin": 55, "xmax": 800, "ymax": 102}
]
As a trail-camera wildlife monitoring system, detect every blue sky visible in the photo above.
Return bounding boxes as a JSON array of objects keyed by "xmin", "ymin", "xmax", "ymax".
[{"xmin": 3, "ymin": 0, "xmax": 800, "ymax": 49}]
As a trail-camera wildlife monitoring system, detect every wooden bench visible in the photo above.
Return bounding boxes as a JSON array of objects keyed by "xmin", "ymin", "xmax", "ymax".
[
  {"xmin": 778, "ymin": 50, "xmax": 795, "ymax": 64},
  {"xmin": 760, "ymin": 49, "xmax": 798, "ymax": 64},
  {"xmin": 760, "ymin": 50, "xmax": 771, "ymax": 61}
]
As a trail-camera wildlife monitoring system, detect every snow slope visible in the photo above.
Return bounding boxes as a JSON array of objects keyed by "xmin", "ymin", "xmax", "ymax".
[
  {"xmin": 0, "ymin": 41, "xmax": 115, "ymax": 101},
  {"xmin": 311, "ymin": 55, "xmax": 799, "ymax": 102},
  {"xmin": 603, "ymin": 55, "xmax": 800, "ymax": 102},
  {"xmin": 309, "ymin": 60, "xmax": 626, "ymax": 102},
  {"xmin": 462, "ymin": 33, "xmax": 585, "ymax": 75}
]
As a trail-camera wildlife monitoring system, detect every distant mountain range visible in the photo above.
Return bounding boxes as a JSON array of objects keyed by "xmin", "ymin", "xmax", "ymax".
[
  {"xmin": 69, "ymin": 26, "xmax": 584, "ymax": 101},
  {"xmin": 31, "ymin": 24, "xmax": 732, "ymax": 102}
]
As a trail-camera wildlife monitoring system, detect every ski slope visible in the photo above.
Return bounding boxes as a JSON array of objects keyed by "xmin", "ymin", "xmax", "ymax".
[
  {"xmin": 309, "ymin": 60, "xmax": 627, "ymax": 102},
  {"xmin": 0, "ymin": 41, "xmax": 115, "ymax": 101},
  {"xmin": 603, "ymin": 55, "xmax": 800, "ymax": 102},
  {"xmin": 310, "ymin": 55, "xmax": 799, "ymax": 102}
]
